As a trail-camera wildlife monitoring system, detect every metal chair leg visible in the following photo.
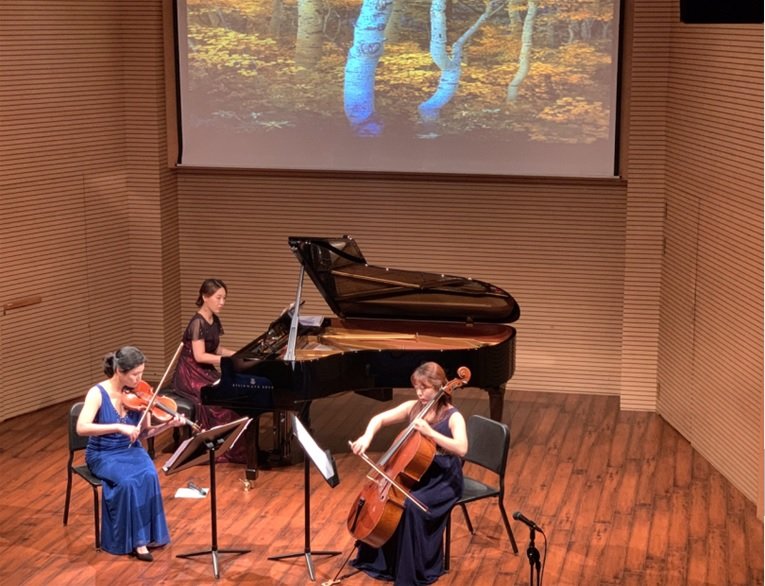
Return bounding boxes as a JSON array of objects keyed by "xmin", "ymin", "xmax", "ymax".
[
  {"xmin": 498, "ymin": 499, "xmax": 518, "ymax": 554},
  {"xmin": 92, "ymin": 486, "xmax": 101, "ymax": 550},
  {"xmin": 458, "ymin": 502, "xmax": 474, "ymax": 534},
  {"xmin": 63, "ymin": 468, "xmax": 73, "ymax": 525}
]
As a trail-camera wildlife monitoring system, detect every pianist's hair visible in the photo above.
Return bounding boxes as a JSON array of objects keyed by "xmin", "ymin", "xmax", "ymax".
[
  {"xmin": 103, "ymin": 346, "xmax": 145, "ymax": 377},
  {"xmin": 196, "ymin": 278, "xmax": 228, "ymax": 307}
]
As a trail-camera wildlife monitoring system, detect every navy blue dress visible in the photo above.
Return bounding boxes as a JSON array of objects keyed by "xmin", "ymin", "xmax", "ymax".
[
  {"xmin": 352, "ymin": 407, "xmax": 464, "ymax": 585},
  {"xmin": 85, "ymin": 384, "xmax": 171, "ymax": 555}
]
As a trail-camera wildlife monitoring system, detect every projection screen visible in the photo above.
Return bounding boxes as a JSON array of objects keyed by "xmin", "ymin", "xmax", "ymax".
[{"xmin": 174, "ymin": 0, "xmax": 621, "ymax": 177}]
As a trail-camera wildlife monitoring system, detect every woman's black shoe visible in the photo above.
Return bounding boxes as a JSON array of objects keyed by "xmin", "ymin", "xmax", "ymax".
[{"xmin": 131, "ymin": 550, "xmax": 154, "ymax": 562}]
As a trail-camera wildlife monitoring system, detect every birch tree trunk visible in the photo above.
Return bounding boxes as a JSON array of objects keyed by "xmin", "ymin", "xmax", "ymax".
[
  {"xmin": 507, "ymin": 0, "xmax": 523, "ymax": 34},
  {"xmin": 384, "ymin": 0, "xmax": 404, "ymax": 43},
  {"xmin": 507, "ymin": 0, "xmax": 537, "ymax": 102},
  {"xmin": 270, "ymin": 0, "xmax": 284, "ymax": 38},
  {"xmin": 296, "ymin": 0, "xmax": 324, "ymax": 69},
  {"xmin": 418, "ymin": 0, "xmax": 505, "ymax": 124},
  {"xmin": 343, "ymin": 0, "xmax": 395, "ymax": 135}
]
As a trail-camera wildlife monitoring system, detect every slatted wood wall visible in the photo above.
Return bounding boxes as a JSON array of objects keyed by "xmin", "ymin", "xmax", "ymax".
[
  {"xmin": 175, "ymin": 172, "xmax": 628, "ymax": 400},
  {"xmin": 618, "ymin": 0, "xmax": 671, "ymax": 413},
  {"xmin": 0, "ymin": 2, "xmax": 130, "ymax": 414},
  {"xmin": 0, "ymin": 1, "xmax": 180, "ymax": 412},
  {"xmin": 656, "ymin": 12, "xmax": 763, "ymax": 509},
  {"xmin": 122, "ymin": 1, "xmax": 182, "ymax": 370},
  {"xmin": 0, "ymin": 1, "xmax": 761, "ymax": 513}
]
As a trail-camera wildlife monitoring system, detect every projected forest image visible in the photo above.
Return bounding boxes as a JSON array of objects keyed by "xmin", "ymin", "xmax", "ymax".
[{"xmin": 180, "ymin": 0, "xmax": 618, "ymax": 174}]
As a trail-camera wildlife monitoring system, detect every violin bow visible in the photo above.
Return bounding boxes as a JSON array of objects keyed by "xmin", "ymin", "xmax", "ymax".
[{"xmin": 135, "ymin": 341, "xmax": 184, "ymax": 430}]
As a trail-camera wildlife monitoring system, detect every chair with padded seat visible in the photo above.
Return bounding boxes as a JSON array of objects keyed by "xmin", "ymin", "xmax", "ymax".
[
  {"xmin": 444, "ymin": 414, "xmax": 519, "ymax": 570},
  {"xmin": 63, "ymin": 401, "xmax": 102, "ymax": 550}
]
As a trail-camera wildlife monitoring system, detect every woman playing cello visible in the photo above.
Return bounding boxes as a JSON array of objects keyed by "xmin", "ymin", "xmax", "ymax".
[{"xmin": 349, "ymin": 362, "xmax": 468, "ymax": 584}]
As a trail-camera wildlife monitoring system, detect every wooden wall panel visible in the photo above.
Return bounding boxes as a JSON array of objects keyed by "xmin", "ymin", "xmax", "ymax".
[
  {"xmin": 619, "ymin": 0, "xmax": 673, "ymax": 412},
  {"xmin": 0, "ymin": 2, "xmax": 180, "ymax": 418},
  {"xmin": 658, "ymin": 18, "xmax": 763, "ymax": 507},
  {"xmin": 0, "ymin": 2, "xmax": 132, "ymax": 417},
  {"xmin": 122, "ymin": 1, "xmax": 182, "ymax": 371}
]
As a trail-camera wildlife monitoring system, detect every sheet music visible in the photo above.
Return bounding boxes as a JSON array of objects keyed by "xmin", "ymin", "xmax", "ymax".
[
  {"xmin": 163, "ymin": 435, "xmax": 194, "ymax": 472},
  {"xmin": 291, "ymin": 415, "xmax": 335, "ymax": 482},
  {"xmin": 299, "ymin": 315, "xmax": 324, "ymax": 327},
  {"xmin": 162, "ymin": 417, "xmax": 250, "ymax": 475}
]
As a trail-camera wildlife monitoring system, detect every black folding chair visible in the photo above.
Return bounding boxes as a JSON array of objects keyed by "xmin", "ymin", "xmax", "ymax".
[
  {"xmin": 444, "ymin": 414, "xmax": 519, "ymax": 570},
  {"xmin": 63, "ymin": 402, "xmax": 102, "ymax": 550}
]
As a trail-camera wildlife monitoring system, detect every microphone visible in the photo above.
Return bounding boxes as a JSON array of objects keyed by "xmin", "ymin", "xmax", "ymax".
[{"xmin": 513, "ymin": 511, "xmax": 543, "ymax": 532}]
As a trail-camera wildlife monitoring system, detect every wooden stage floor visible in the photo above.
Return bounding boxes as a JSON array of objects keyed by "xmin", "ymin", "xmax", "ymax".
[{"xmin": 0, "ymin": 387, "xmax": 762, "ymax": 585}]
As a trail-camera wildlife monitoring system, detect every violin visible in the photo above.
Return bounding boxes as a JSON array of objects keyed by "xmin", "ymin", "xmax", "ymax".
[
  {"xmin": 347, "ymin": 366, "xmax": 471, "ymax": 548},
  {"xmin": 123, "ymin": 380, "xmax": 202, "ymax": 433}
]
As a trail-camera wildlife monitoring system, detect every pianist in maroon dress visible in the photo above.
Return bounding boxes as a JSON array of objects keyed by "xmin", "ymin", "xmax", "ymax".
[
  {"xmin": 173, "ymin": 278, "xmax": 245, "ymax": 463},
  {"xmin": 349, "ymin": 362, "xmax": 467, "ymax": 585}
]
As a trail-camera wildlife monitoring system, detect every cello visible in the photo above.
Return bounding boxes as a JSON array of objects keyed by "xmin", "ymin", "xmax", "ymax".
[{"xmin": 346, "ymin": 366, "xmax": 471, "ymax": 548}]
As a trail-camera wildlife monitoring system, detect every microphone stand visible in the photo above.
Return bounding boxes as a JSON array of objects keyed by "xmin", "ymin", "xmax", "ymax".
[{"xmin": 526, "ymin": 527, "xmax": 541, "ymax": 586}]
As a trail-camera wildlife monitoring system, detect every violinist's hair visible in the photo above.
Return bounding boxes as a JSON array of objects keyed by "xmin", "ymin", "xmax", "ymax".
[
  {"xmin": 103, "ymin": 346, "xmax": 145, "ymax": 377},
  {"xmin": 196, "ymin": 278, "xmax": 228, "ymax": 307}
]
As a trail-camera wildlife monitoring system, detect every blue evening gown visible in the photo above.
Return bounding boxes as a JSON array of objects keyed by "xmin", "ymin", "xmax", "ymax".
[{"xmin": 85, "ymin": 384, "xmax": 171, "ymax": 555}]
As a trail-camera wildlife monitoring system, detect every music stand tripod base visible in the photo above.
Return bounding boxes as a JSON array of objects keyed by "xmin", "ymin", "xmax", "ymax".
[
  {"xmin": 268, "ymin": 413, "xmax": 341, "ymax": 581},
  {"xmin": 268, "ymin": 548, "xmax": 342, "ymax": 582},
  {"xmin": 163, "ymin": 417, "xmax": 251, "ymax": 579},
  {"xmin": 178, "ymin": 545, "xmax": 251, "ymax": 580}
]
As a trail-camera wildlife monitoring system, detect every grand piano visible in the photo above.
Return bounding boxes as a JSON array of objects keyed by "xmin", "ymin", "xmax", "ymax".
[{"xmin": 202, "ymin": 235, "xmax": 520, "ymax": 480}]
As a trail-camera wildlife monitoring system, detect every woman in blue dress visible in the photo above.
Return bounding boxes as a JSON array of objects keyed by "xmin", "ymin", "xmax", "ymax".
[
  {"xmin": 349, "ymin": 362, "xmax": 468, "ymax": 585},
  {"xmin": 76, "ymin": 346, "xmax": 184, "ymax": 561}
]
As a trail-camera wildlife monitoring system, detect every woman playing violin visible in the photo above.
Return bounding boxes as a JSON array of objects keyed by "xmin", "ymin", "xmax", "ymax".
[
  {"xmin": 349, "ymin": 362, "xmax": 468, "ymax": 585},
  {"xmin": 76, "ymin": 346, "xmax": 184, "ymax": 561}
]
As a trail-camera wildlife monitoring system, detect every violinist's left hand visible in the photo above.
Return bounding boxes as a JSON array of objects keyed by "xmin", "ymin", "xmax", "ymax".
[
  {"xmin": 412, "ymin": 417, "xmax": 434, "ymax": 438},
  {"xmin": 169, "ymin": 414, "xmax": 185, "ymax": 428}
]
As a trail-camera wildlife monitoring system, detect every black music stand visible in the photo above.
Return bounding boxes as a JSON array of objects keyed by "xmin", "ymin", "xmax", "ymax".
[
  {"xmin": 163, "ymin": 417, "xmax": 251, "ymax": 579},
  {"xmin": 268, "ymin": 413, "xmax": 340, "ymax": 581}
]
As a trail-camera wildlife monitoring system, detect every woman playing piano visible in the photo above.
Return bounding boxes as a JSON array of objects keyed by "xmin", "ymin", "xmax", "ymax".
[
  {"xmin": 349, "ymin": 362, "xmax": 468, "ymax": 585},
  {"xmin": 172, "ymin": 278, "xmax": 245, "ymax": 462}
]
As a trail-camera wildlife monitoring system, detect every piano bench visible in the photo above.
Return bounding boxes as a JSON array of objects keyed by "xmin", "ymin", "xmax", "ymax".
[{"xmin": 146, "ymin": 391, "xmax": 196, "ymax": 459}]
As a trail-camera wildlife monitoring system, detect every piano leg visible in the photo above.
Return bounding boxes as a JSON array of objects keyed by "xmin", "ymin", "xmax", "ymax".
[
  {"xmin": 274, "ymin": 410, "xmax": 291, "ymax": 464},
  {"xmin": 486, "ymin": 385, "xmax": 505, "ymax": 422},
  {"xmin": 244, "ymin": 417, "xmax": 261, "ymax": 481},
  {"xmin": 243, "ymin": 411, "xmax": 302, "ymax": 481}
]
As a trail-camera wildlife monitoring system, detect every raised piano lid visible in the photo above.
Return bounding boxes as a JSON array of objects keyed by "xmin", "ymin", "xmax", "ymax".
[{"xmin": 288, "ymin": 236, "xmax": 520, "ymax": 324}]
